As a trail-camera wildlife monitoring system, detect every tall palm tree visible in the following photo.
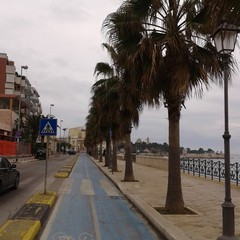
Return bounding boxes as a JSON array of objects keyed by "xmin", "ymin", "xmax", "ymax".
[
  {"xmin": 92, "ymin": 62, "xmax": 121, "ymax": 170},
  {"xmin": 95, "ymin": 44, "xmax": 144, "ymax": 181},
  {"xmin": 203, "ymin": 0, "xmax": 240, "ymax": 26},
  {"xmin": 22, "ymin": 114, "xmax": 41, "ymax": 155},
  {"xmin": 85, "ymin": 107, "xmax": 101, "ymax": 157},
  {"xmin": 103, "ymin": 0, "xmax": 232, "ymax": 213}
]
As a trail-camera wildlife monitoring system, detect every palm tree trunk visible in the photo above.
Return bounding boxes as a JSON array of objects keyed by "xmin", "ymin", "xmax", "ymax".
[
  {"xmin": 104, "ymin": 135, "xmax": 110, "ymax": 167},
  {"xmin": 123, "ymin": 131, "xmax": 135, "ymax": 181},
  {"xmin": 112, "ymin": 138, "xmax": 118, "ymax": 172},
  {"xmin": 165, "ymin": 102, "xmax": 184, "ymax": 213},
  {"xmin": 99, "ymin": 142, "xmax": 103, "ymax": 162},
  {"xmin": 92, "ymin": 144, "xmax": 97, "ymax": 159}
]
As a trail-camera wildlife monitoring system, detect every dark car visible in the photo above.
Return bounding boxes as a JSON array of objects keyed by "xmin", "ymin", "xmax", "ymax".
[
  {"xmin": 68, "ymin": 149, "xmax": 76, "ymax": 155},
  {"xmin": 0, "ymin": 156, "xmax": 20, "ymax": 194},
  {"xmin": 36, "ymin": 149, "xmax": 46, "ymax": 160}
]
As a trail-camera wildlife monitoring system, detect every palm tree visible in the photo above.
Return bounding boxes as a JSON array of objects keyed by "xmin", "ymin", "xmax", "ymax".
[
  {"xmin": 94, "ymin": 43, "xmax": 144, "ymax": 181},
  {"xmin": 103, "ymin": 0, "xmax": 232, "ymax": 213},
  {"xmin": 91, "ymin": 62, "xmax": 121, "ymax": 170},
  {"xmin": 22, "ymin": 114, "xmax": 41, "ymax": 155},
  {"xmin": 85, "ymin": 107, "xmax": 101, "ymax": 157},
  {"xmin": 203, "ymin": 0, "xmax": 240, "ymax": 26}
]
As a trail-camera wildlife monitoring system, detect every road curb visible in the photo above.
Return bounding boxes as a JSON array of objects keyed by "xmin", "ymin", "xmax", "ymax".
[
  {"xmin": 0, "ymin": 219, "xmax": 41, "ymax": 240},
  {"xmin": 125, "ymin": 193, "xmax": 191, "ymax": 240},
  {"xmin": 91, "ymin": 158, "xmax": 191, "ymax": 240},
  {"xmin": 0, "ymin": 155, "xmax": 79, "ymax": 239},
  {"xmin": 0, "ymin": 191, "xmax": 57, "ymax": 240},
  {"xmin": 54, "ymin": 156, "xmax": 78, "ymax": 178}
]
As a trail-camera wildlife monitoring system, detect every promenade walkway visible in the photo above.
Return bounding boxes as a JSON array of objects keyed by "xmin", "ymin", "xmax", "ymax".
[{"xmin": 92, "ymin": 158, "xmax": 240, "ymax": 240}]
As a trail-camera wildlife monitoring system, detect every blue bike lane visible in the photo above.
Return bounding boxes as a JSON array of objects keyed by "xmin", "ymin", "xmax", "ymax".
[{"xmin": 40, "ymin": 153, "xmax": 162, "ymax": 240}]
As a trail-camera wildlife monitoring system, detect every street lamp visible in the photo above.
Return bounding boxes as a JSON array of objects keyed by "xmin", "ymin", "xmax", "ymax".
[
  {"xmin": 60, "ymin": 120, "xmax": 63, "ymax": 139},
  {"xmin": 58, "ymin": 120, "xmax": 63, "ymax": 153},
  {"xmin": 63, "ymin": 127, "xmax": 68, "ymax": 139},
  {"xmin": 49, "ymin": 104, "xmax": 54, "ymax": 118},
  {"xmin": 62, "ymin": 127, "xmax": 68, "ymax": 153},
  {"xmin": 16, "ymin": 65, "xmax": 28, "ymax": 161},
  {"xmin": 213, "ymin": 20, "xmax": 239, "ymax": 240}
]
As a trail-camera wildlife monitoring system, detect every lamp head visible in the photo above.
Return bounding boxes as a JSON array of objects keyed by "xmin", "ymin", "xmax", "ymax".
[
  {"xmin": 21, "ymin": 65, "xmax": 28, "ymax": 70},
  {"xmin": 213, "ymin": 20, "xmax": 239, "ymax": 55}
]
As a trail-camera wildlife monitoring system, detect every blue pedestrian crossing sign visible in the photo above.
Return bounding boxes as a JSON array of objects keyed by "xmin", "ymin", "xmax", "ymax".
[{"xmin": 39, "ymin": 118, "xmax": 57, "ymax": 136}]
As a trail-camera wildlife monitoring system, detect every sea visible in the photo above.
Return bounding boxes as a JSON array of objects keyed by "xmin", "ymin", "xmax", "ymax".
[
  {"xmin": 231, "ymin": 154, "xmax": 240, "ymax": 164},
  {"xmin": 217, "ymin": 153, "xmax": 240, "ymax": 164}
]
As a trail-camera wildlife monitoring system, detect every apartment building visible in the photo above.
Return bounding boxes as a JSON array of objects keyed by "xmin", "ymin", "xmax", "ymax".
[{"xmin": 0, "ymin": 53, "xmax": 42, "ymax": 141}]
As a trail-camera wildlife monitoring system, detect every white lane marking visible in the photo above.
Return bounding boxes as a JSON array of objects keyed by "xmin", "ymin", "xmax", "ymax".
[
  {"xmin": 83, "ymin": 159, "xmax": 101, "ymax": 240},
  {"xmin": 59, "ymin": 179, "xmax": 73, "ymax": 195},
  {"xmin": 100, "ymin": 179, "xmax": 119, "ymax": 197},
  {"xmin": 80, "ymin": 179, "xmax": 94, "ymax": 196},
  {"xmin": 89, "ymin": 196, "xmax": 101, "ymax": 240}
]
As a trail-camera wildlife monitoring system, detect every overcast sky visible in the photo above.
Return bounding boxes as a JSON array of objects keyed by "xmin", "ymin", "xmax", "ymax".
[{"xmin": 0, "ymin": 1, "xmax": 240, "ymax": 154}]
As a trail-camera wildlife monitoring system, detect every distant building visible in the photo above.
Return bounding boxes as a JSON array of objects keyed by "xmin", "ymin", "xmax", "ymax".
[
  {"xmin": 0, "ymin": 53, "xmax": 42, "ymax": 141},
  {"xmin": 135, "ymin": 138, "xmax": 142, "ymax": 143},
  {"xmin": 135, "ymin": 138, "xmax": 150, "ymax": 144},
  {"xmin": 68, "ymin": 127, "xmax": 86, "ymax": 152}
]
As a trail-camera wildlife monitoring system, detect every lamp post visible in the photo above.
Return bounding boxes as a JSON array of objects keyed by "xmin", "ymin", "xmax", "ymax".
[
  {"xmin": 59, "ymin": 120, "xmax": 63, "ymax": 153},
  {"xmin": 63, "ymin": 127, "xmax": 68, "ymax": 153},
  {"xmin": 213, "ymin": 20, "xmax": 239, "ymax": 240},
  {"xmin": 49, "ymin": 104, "xmax": 54, "ymax": 118},
  {"xmin": 16, "ymin": 65, "xmax": 28, "ymax": 161},
  {"xmin": 63, "ymin": 127, "xmax": 68, "ymax": 139},
  {"xmin": 60, "ymin": 120, "xmax": 63, "ymax": 139}
]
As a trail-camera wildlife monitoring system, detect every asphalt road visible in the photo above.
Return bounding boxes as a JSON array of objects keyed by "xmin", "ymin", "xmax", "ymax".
[{"xmin": 0, "ymin": 154, "xmax": 71, "ymax": 226}]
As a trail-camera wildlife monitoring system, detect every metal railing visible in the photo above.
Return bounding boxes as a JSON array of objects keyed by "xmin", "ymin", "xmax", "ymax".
[{"xmin": 180, "ymin": 158, "xmax": 240, "ymax": 186}]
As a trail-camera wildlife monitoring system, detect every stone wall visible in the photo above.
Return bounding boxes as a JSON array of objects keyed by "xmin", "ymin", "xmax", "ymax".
[
  {"xmin": 117, "ymin": 154, "xmax": 169, "ymax": 170},
  {"xmin": 135, "ymin": 155, "xmax": 168, "ymax": 170},
  {"xmin": 117, "ymin": 153, "xmax": 224, "ymax": 171}
]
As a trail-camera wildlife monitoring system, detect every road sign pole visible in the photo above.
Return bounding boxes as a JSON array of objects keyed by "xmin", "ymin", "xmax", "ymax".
[
  {"xmin": 44, "ymin": 136, "xmax": 49, "ymax": 194},
  {"xmin": 39, "ymin": 118, "xmax": 57, "ymax": 195}
]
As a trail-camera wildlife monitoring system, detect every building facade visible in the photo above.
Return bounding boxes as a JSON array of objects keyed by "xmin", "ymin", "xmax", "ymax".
[
  {"xmin": 0, "ymin": 53, "xmax": 42, "ymax": 155},
  {"xmin": 68, "ymin": 127, "xmax": 86, "ymax": 152}
]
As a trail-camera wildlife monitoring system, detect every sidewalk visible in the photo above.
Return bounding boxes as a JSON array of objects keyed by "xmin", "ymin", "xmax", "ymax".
[
  {"xmin": 9, "ymin": 156, "xmax": 36, "ymax": 164},
  {"xmin": 92, "ymin": 158, "xmax": 240, "ymax": 240}
]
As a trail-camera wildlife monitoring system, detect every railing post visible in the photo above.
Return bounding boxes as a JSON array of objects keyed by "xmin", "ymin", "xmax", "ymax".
[
  {"xmin": 236, "ymin": 162, "xmax": 239, "ymax": 186},
  {"xmin": 193, "ymin": 159, "xmax": 195, "ymax": 176},
  {"xmin": 211, "ymin": 160, "xmax": 213, "ymax": 180},
  {"xmin": 218, "ymin": 161, "xmax": 221, "ymax": 182},
  {"xmin": 198, "ymin": 159, "xmax": 201, "ymax": 177},
  {"xmin": 204, "ymin": 159, "xmax": 207, "ymax": 179}
]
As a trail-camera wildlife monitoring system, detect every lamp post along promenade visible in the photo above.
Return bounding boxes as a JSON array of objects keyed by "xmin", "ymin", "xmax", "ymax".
[{"xmin": 213, "ymin": 20, "xmax": 239, "ymax": 240}]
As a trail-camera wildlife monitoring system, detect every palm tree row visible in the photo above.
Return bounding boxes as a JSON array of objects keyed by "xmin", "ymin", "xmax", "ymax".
[
  {"xmin": 85, "ymin": 0, "xmax": 239, "ymax": 213},
  {"xmin": 85, "ymin": 42, "xmax": 144, "ymax": 181}
]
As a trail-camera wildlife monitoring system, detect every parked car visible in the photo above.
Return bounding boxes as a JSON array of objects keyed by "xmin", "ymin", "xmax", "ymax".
[
  {"xmin": 0, "ymin": 156, "xmax": 20, "ymax": 194},
  {"xmin": 36, "ymin": 149, "xmax": 46, "ymax": 160},
  {"xmin": 67, "ymin": 149, "xmax": 76, "ymax": 155}
]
